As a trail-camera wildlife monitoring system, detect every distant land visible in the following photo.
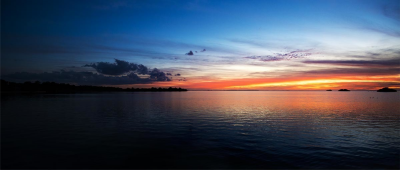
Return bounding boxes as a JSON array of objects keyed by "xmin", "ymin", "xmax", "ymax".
[
  {"xmin": 377, "ymin": 87, "xmax": 397, "ymax": 92},
  {"xmin": 1, "ymin": 80, "xmax": 187, "ymax": 94}
]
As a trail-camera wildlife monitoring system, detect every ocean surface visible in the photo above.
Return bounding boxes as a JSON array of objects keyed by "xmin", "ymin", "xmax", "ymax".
[{"xmin": 2, "ymin": 91, "xmax": 400, "ymax": 169}]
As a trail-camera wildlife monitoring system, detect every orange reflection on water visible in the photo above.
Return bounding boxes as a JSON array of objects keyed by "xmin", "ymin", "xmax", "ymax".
[{"xmin": 169, "ymin": 91, "xmax": 400, "ymax": 121}]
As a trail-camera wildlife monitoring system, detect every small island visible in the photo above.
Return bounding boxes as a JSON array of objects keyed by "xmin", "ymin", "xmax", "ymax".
[
  {"xmin": 377, "ymin": 87, "xmax": 397, "ymax": 92},
  {"xmin": 338, "ymin": 89, "xmax": 350, "ymax": 91},
  {"xmin": 326, "ymin": 89, "xmax": 332, "ymax": 91}
]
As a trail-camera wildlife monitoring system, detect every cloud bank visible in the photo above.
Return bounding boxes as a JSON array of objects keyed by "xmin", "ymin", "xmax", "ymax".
[
  {"xmin": 3, "ymin": 59, "xmax": 174, "ymax": 85},
  {"xmin": 84, "ymin": 59, "xmax": 149, "ymax": 75}
]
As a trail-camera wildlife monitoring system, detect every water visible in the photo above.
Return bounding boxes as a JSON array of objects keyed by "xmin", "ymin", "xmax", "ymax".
[{"xmin": 2, "ymin": 91, "xmax": 399, "ymax": 169}]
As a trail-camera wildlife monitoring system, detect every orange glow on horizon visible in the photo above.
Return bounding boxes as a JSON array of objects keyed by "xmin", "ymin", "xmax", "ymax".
[{"xmin": 118, "ymin": 74, "xmax": 400, "ymax": 91}]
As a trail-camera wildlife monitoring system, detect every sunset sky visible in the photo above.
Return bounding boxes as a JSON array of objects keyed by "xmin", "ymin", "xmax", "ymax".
[{"xmin": 2, "ymin": 0, "xmax": 400, "ymax": 90}]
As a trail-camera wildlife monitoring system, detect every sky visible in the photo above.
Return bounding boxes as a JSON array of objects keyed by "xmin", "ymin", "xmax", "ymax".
[{"xmin": 1, "ymin": 0, "xmax": 400, "ymax": 90}]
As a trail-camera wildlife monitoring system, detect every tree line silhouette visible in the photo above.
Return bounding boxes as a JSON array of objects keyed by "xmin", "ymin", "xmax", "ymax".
[{"xmin": 1, "ymin": 79, "xmax": 187, "ymax": 94}]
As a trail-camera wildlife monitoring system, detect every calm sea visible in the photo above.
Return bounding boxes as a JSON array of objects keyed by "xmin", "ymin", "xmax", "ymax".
[{"xmin": 2, "ymin": 91, "xmax": 399, "ymax": 169}]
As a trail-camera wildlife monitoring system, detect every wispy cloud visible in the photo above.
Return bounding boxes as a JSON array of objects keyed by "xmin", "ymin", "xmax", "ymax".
[
  {"xmin": 344, "ymin": 4, "xmax": 400, "ymax": 37},
  {"xmin": 228, "ymin": 38, "xmax": 270, "ymax": 48},
  {"xmin": 303, "ymin": 58, "xmax": 400, "ymax": 67},
  {"xmin": 244, "ymin": 49, "xmax": 313, "ymax": 62},
  {"xmin": 303, "ymin": 67, "xmax": 400, "ymax": 76}
]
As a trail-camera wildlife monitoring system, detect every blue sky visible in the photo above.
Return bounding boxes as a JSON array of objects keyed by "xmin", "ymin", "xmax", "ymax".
[{"xmin": 2, "ymin": 0, "xmax": 399, "ymax": 90}]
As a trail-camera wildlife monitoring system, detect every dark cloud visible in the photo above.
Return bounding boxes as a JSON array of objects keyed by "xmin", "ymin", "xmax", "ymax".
[
  {"xmin": 166, "ymin": 73, "xmax": 172, "ymax": 76},
  {"xmin": 149, "ymin": 68, "xmax": 171, "ymax": 81},
  {"xmin": 186, "ymin": 51, "xmax": 194, "ymax": 55},
  {"xmin": 175, "ymin": 74, "xmax": 181, "ymax": 76},
  {"xmin": 245, "ymin": 49, "xmax": 313, "ymax": 62},
  {"xmin": 2, "ymin": 68, "xmax": 175, "ymax": 85},
  {"xmin": 185, "ymin": 49, "xmax": 206, "ymax": 55},
  {"xmin": 3, "ymin": 59, "xmax": 176, "ymax": 85},
  {"xmin": 84, "ymin": 59, "xmax": 148, "ymax": 75}
]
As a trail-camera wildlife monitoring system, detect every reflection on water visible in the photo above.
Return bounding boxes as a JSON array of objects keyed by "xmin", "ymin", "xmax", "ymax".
[{"xmin": 2, "ymin": 92, "xmax": 400, "ymax": 169}]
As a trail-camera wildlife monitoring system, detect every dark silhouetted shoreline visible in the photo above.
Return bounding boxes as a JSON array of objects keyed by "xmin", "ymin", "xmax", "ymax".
[{"xmin": 1, "ymin": 80, "xmax": 187, "ymax": 94}]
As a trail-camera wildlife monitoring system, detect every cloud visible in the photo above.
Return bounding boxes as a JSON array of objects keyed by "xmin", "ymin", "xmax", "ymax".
[
  {"xmin": 303, "ymin": 67, "xmax": 400, "ymax": 76},
  {"xmin": 84, "ymin": 59, "xmax": 148, "ymax": 75},
  {"xmin": 245, "ymin": 55, "xmax": 285, "ymax": 62},
  {"xmin": 303, "ymin": 58, "xmax": 400, "ymax": 67},
  {"xmin": 185, "ymin": 49, "xmax": 206, "ymax": 55},
  {"xmin": 245, "ymin": 49, "xmax": 313, "ymax": 62},
  {"xmin": 186, "ymin": 51, "xmax": 194, "ymax": 55},
  {"xmin": 149, "ymin": 68, "xmax": 171, "ymax": 81},
  {"xmin": 83, "ymin": 59, "xmax": 174, "ymax": 81},
  {"xmin": 3, "ymin": 59, "xmax": 176, "ymax": 85},
  {"xmin": 175, "ymin": 73, "xmax": 181, "ymax": 76}
]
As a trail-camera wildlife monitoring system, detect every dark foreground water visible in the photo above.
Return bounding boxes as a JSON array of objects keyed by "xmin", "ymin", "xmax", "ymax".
[{"xmin": 2, "ymin": 91, "xmax": 400, "ymax": 169}]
